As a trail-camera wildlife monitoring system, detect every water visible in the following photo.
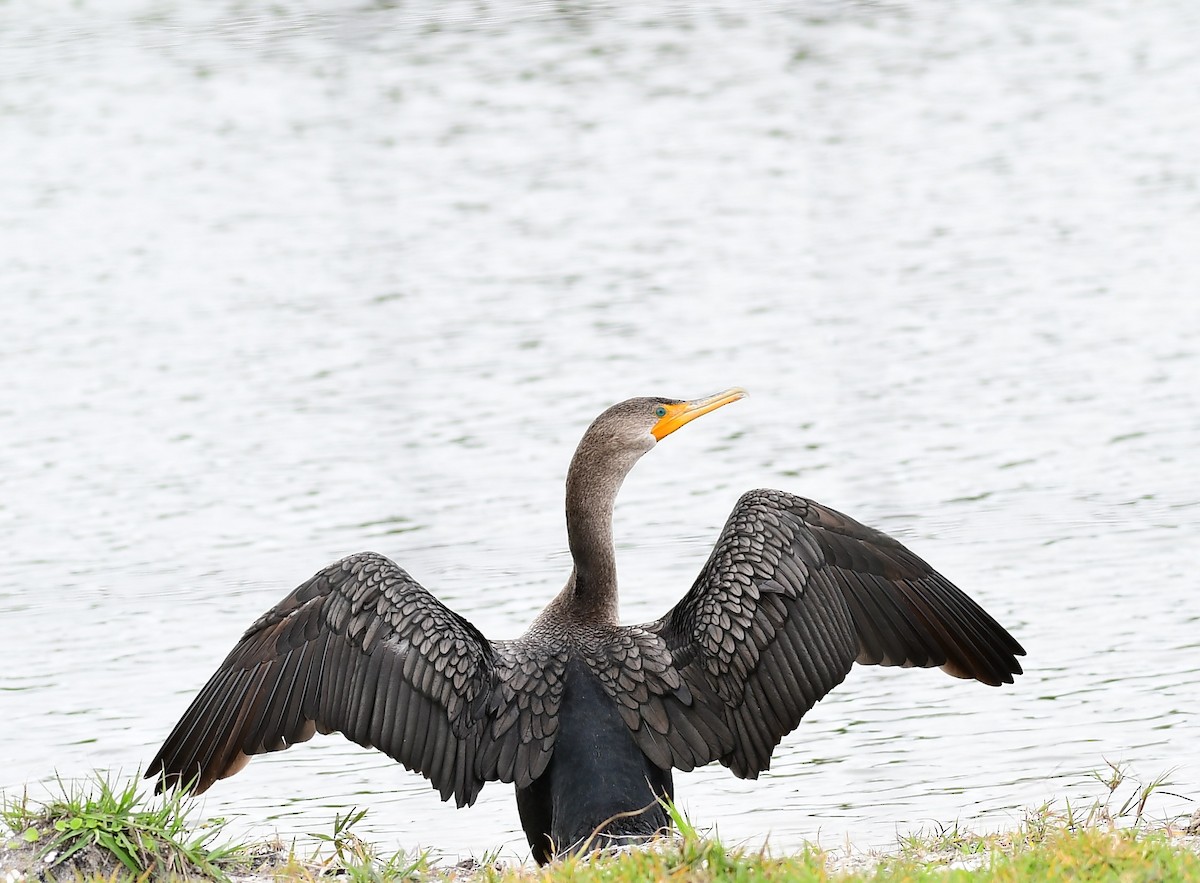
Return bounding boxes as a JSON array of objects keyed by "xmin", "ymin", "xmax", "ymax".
[{"xmin": 2, "ymin": 0, "xmax": 1198, "ymax": 864}]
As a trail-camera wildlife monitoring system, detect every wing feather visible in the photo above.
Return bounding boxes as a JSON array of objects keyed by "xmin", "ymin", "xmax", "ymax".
[
  {"xmin": 645, "ymin": 488, "xmax": 1024, "ymax": 779},
  {"xmin": 146, "ymin": 552, "xmax": 560, "ymax": 808}
]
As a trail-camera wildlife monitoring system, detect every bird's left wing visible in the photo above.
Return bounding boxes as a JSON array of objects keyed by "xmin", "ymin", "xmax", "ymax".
[{"xmin": 145, "ymin": 552, "xmax": 516, "ymax": 807}]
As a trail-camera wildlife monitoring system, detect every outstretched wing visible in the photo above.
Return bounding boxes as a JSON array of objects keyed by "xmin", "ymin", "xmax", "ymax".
[
  {"xmin": 648, "ymin": 489, "xmax": 1025, "ymax": 779},
  {"xmin": 146, "ymin": 552, "xmax": 562, "ymax": 807}
]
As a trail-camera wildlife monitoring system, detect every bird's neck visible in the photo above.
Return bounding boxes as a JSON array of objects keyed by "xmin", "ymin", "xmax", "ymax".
[{"xmin": 557, "ymin": 440, "xmax": 637, "ymax": 625}]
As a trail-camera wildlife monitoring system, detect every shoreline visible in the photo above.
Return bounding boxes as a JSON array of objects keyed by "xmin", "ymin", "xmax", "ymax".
[{"xmin": 2, "ymin": 770, "xmax": 1198, "ymax": 881}]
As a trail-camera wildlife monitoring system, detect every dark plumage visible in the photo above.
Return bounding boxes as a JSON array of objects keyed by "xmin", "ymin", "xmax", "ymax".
[{"xmin": 146, "ymin": 390, "xmax": 1024, "ymax": 863}]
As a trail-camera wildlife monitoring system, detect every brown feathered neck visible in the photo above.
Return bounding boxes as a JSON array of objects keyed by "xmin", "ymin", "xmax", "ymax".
[{"xmin": 549, "ymin": 412, "xmax": 655, "ymax": 625}]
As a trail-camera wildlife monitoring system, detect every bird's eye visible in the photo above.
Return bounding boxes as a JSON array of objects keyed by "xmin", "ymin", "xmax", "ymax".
[{"xmin": 654, "ymin": 406, "xmax": 667, "ymax": 418}]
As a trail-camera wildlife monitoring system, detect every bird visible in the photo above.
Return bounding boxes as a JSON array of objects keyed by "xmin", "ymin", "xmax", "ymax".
[{"xmin": 146, "ymin": 389, "xmax": 1025, "ymax": 864}]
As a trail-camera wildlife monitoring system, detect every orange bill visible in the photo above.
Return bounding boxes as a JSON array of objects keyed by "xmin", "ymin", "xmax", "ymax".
[{"xmin": 651, "ymin": 387, "xmax": 747, "ymax": 441}]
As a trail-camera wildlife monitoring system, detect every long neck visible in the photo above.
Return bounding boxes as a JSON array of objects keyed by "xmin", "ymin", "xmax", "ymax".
[{"xmin": 557, "ymin": 438, "xmax": 640, "ymax": 624}]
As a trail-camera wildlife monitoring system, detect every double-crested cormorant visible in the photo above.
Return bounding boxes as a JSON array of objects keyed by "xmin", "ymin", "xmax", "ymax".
[{"xmin": 147, "ymin": 389, "xmax": 1024, "ymax": 863}]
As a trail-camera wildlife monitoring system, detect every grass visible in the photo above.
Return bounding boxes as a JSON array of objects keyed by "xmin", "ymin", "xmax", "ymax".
[
  {"xmin": 0, "ymin": 773, "xmax": 254, "ymax": 881},
  {"xmin": 1, "ymin": 763, "xmax": 1196, "ymax": 881}
]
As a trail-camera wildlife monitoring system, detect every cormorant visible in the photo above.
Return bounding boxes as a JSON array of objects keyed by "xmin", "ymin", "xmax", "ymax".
[{"xmin": 147, "ymin": 389, "xmax": 1024, "ymax": 863}]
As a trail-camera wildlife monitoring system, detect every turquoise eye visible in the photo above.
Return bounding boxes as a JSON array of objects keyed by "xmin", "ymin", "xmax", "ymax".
[{"xmin": 654, "ymin": 406, "xmax": 667, "ymax": 418}]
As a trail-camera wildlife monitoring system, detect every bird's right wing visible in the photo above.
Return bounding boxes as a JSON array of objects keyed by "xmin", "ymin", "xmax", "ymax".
[
  {"xmin": 146, "ymin": 552, "xmax": 565, "ymax": 807},
  {"xmin": 648, "ymin": 489, "xmax": 1025, "ymax": 779}
]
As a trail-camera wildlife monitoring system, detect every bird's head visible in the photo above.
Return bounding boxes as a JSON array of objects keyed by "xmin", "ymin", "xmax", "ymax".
[
  {"xmin": 576, "ymin": 388, "xmax": 748, "ymax": 466},
  {"xmin": 562, "ymin": 387, "xmax": 748, "ymax": 603}
]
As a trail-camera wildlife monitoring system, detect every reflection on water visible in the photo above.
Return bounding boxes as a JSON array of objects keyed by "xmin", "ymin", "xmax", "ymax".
[{"xmin": 2, "ymin": 0, "xmax": 1198, "ymax": 864}]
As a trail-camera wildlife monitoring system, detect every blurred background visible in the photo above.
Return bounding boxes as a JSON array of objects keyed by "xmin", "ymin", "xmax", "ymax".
[{"xmin": 1, "ymin": 0, "xmax": 1198, "ymax": 865}]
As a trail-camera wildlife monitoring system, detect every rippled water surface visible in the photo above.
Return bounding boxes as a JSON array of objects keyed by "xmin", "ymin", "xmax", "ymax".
[{"xmin": 3, "ymin": 0, "xmax": 1199, "ymax": 864}]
